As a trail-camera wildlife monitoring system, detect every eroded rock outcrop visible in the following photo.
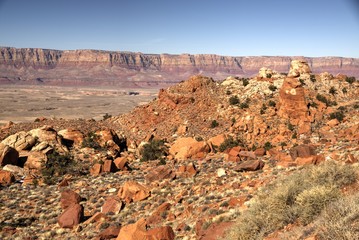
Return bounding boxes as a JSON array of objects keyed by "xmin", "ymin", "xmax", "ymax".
[{"xmin": 1, "ymin": 47, "xmax": 358, "ymax": 86}]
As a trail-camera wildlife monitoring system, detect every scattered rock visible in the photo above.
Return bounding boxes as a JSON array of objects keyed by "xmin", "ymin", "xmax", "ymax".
[
  {"xmin": 217, "ymin": 168, "xmax": 226, "ymax": 177},
  {"xmin": 288, "ymin": 60, "xmax": 311, "ymax": 78},
  {"xmin": 101, "ymin": 196, "xmax": 123, "ymax": 214},
  {"xmin": 177, "ymin": 162, "xmax": 197, "ymax": 178},
  {"xmin": 118, "ymin": 181, "xmax": 150, "ymax": 203},
  {"xmin": 0, "ymin": 145, "xmax": 19, "ymax": 166},
  {"xmin": 234, "ymin": 160, "xmax": 265, "ymax": 171},
  {"xmin": 60, "ymin": 189, "xmax": 82, "ymax": 209},
  {"xmin": 58, "ymin": 204, "xmax": 83, "ymax": 228},
  {"xmin": 0, "ymin": 170, "xmax": 15, "ymax": 185},
  {"xmin": 1, "ymin": 131, "xmax": 36, "ymax": 151},
  {"xmin": 169, "ymin": 137, "xmax": 210, "ymax": 160},
  {"xmin": 145, "ymin": 165, "xmax": 175, "ymax": 182},
  {"xmin": 113, "ymin": 157, "xmax": 129, "ymax": 170},
  {"xmin": 289, "ymin": 144, "xmax": 316, "ymax": 160},
  {"xmin": 116, "ymin": 218, "xmax": 175, "ymax": 240},
  {"xmin": 98, "ymin": 225, "xmax": 121, "ymax": 240}
]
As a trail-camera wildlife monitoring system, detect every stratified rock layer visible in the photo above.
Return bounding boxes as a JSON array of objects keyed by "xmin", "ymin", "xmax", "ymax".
[{"xmin": 1, "ymin": 47, "xmax": 359, "ymax": 86}]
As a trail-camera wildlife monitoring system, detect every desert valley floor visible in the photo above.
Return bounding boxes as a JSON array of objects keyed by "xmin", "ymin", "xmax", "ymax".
[{"xmin": 0, "ymin": 85, "xmax": 158, "ymax": 124}]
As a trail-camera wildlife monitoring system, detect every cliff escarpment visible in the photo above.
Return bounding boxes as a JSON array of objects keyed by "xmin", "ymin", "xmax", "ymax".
[{"xmin": 1, "ymin": 47, "xmax": 358, "ymax": 86}]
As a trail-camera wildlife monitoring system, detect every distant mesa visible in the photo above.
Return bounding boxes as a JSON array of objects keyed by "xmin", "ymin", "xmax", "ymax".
[{"xmin": 0, "ymin": 47, "xmax": 359, "ymax": 87}]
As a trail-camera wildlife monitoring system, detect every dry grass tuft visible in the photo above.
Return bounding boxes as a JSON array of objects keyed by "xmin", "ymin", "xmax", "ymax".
[{"xmin": 224, "ymin": 161, "xmax": 357, "ymax": 240}]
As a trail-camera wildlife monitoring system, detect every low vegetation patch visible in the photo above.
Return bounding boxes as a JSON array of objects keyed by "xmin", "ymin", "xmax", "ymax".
[
  {"xmin": 81, "ymin": 131, "xmax": 103, "ymax": 150},
  {"xmin": 140, "ymin": 139, "xmax": 168, "ymax": 162},
  {"xmin": 219, "ymin": 136, "xmax": 240, "ymax": 152},
  {"xmin": 42, "ymin": 151, "xmax": 80, "ymax": 185},
  {"xmin": 224, "ymin": 161, "xmax": 357, "ymax": 240},
  {"xmin": 315, "ymin": 191, "xmax": 359, "ymax": 239},
  {"xmin": 329, "ymin": 111, "xmax": 345, "ymax": 122},
  {"xmin": 210, "ymin": 120, "xmax": 219, "ymax": 128},
  {"xmin": 229, "ymin": 96, "xmax": 240, "ymax": 105},
  {"xmin": 316, "ymin": 94, "xmax": 337, "ymax": 107}
]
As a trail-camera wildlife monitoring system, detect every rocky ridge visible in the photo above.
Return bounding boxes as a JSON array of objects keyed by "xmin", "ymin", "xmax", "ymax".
[
  {"xmin": 0, "ymin": 60, "xmax": 359, "ymax": 239},
  {"xmin": 1, "ymin": 47, "xmax": 359, "ymax": 86}
]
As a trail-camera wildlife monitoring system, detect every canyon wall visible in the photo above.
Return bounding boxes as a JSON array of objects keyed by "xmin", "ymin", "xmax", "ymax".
[{"xmin": 1, "ymin": 47, "xmax": 358, "ymax": 87}]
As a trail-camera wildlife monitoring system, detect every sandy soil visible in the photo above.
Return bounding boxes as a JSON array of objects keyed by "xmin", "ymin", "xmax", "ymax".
[{"xmin": 0, "ymin": 85, "xmax": 158, "ymax": 124}]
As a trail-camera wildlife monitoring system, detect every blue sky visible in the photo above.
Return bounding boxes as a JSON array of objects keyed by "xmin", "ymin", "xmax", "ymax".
[{"xmin": 0, "ymin": 0, "xmax": 358, "ymax": 57}]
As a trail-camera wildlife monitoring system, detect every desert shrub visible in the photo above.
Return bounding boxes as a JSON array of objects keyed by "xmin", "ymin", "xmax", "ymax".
[
  {"xmin": 219, "ymin": 136, "xmax": 239, "ymax": 152},
  {"xmin": 140, "ymin": 139, "xmax": 167, "ymax": 162},
  {"xmin": 337, "ymin": 106, "xmax": 346, "ymax": 112},
  {"xmin": 82, "ymin": 132, "xmax": 103, "ymax": 150},
  {"xmin": 268, "ymin": 84, "xmax": 277, "ymax": 91},
  {"xmin": 210, "ymin": 120, "xmax": 219, "ymax": 128},
  {"xmin": 41, "ymin": 151, "xmax": 78, "ymax": 185},
  {"xmin": 310, "ymin": 101, "xmax": 318, "ymax": 108},
  {"xmin": 316, "ymin": 94, "xmax": 329, "ymax": 104},
  {"xmin": 299, "ymin": 78, "xmax": 305, "ymax": 86},
  {"xmin": 229, "ymin": 96, "xmax": 240, "ymax": 105},
  {"xmin": 102, "ymin": 113, "xmax": 112, "ymax": 120},
  {"xmin": 226, "ymin": 90, "xmax": 231, "ymax": 95},
  {"xmin": 242, "ymin": 78, "xmax": 249, "ymax": 86},
  {"xmin": 329, "ymin": 111, "xmax": 345, "ymax": 122},
  {"xmin": 295, "ymin": 186, "xmax": 340, "ymax": 225},
  {"xmin": 239, "ymin": 102, "xmax": 249, "ymax": 109},
  {"xmin": 260, "ymin": 104, "xmax": 267, "ymax": 114},
  {"xmin": 315, "ymin": 191, "xmax": 359, "ymax": 240},
  {"xmin": 310, "ymin": 74, "xmax": 316, "ymax": 82},
  {"xmin": 266, "ymin": 73, "xmax": 272, "ymax": 78},
  {"xmin": 342, "ymin": 87, "xmax": 348, "ymax": 94},
  {"xmin": 345, "ymin": 76, "xmax": 356, "ymax": 84},
  {"xmin": 354, "ymin": 104, "xmax": 359, "ymax": 109},
  {"xmin": 264, "ymin": 142, "xmax": 272, "ymax": 151},
  {"xmin": 287, "ymin": 122, "xmax": 295, "ymax": 131},
  {"xmin": 268, "ymin": 100, "xmax": 276, "ymax": 107},
  {"xmin": 329, "ymin": 86, "xmax": 337, "ymax": 95},
  {"xmin": 195, "ymin": 136, "xmax": 204, "ymax": 141},
  {"xmin": 316, "ymin": 94, "xmax": 336, "ymax": 107},
  {"xmin": 292, "ymin": 132, "xmax": 297, "ymax": 139},
  {"xmin": 224, "ymin": 161, "xmax": 357, "ymax": 240}
]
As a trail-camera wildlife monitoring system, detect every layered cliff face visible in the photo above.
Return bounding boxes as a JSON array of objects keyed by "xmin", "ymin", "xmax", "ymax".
[{"xmin": 1, "ymin": 47, "xmax": 358, "ymax": 86}]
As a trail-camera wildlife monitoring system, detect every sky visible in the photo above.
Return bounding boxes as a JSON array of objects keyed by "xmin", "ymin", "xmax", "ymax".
[{"xmin": 0, "ymin": 0, "xmax": 358, "ymax": 57}]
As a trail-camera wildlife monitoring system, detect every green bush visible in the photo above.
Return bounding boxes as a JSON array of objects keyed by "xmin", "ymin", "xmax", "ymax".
[
  {"xmin": 299, "ymin": 78, "xmax": 305, "ymax": 86},
  {"xmin": 103, "ymin": 113, "xmax": 112, "ymax": 120},
  {"xmin": 260, "ymin": 104, "xmax": 267, "ymax": 114},
  {"xmin": 219, "ymin": 137, "xmax": 240, "ymax": 152},
  {"xmin": 345, "ymin": 76, "xmax": 356, "ymax": 84},
  {"xmin": 242, "ymin": 78, "xmax": 249, "ymax": 86},
  {"xmin": 329, "ymin": 86, "xmax": 337, "ymax": 95},
  {"xmin": 41, "ymin": 151, "xmax": 78, "ymax": 185},
  {"xmin": 264, "ymin": 142, "xmax": 273, "ymax": 151},
  {"xmin": 310, "ymin": 74, "xmax": 316, "ymax": 83},
  {"xmin": 268, "ymin": 84, "xmax": 277, "ymax": 92},
  {"xmin": 229, "ymin": 96, "xmax": 240, "ymax": 105},
  {"xmin": 210, "ymin": 120, "xmax": 219, "ymax": 128},
  {"xmin": 329, "ymin": 111, "xmax": 345, "ymax": 122},
  {"xmin": 316, "ymin": 94, "xmax": 336, "ymax": 107},
  {"xmin": 268, "ymin": 100, "xmax": 276, "ymax": 107},
  {"xmin": 224, "ymin": 161, "xmax": 357, "ymax": 239},
  {"xmin": 287, "ymin": 122, "xmax": 295, "ymax": 131},
  {"xmin": 140, "ymin": 139, "xmax": 168, "ymax": 162},
  {"xmin": 240, "ymin": 102, "xmax": 249, "ymax": 109},
  {"xmin": 82, "ymin": 132, "xmax": 103, "ymax": 150}
]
